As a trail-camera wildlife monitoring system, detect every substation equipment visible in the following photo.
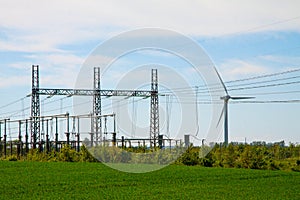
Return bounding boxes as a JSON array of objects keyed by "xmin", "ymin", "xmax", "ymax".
[{"xmin": 0, "ymin": 65, "xmax": 166, "ymax": 156}]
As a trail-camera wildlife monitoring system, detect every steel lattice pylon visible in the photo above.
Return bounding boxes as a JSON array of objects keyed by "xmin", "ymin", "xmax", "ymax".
[
  {"xmin": 93, "ymin": 67, "xmax": 102, "ymax": 144},
  {"xmin": 150, "ymin": 69, "xmax": 159, "ymax": 147},
  {"xmin": 31, "ymin": 65, "xmax": 40, "ymax": 148}
]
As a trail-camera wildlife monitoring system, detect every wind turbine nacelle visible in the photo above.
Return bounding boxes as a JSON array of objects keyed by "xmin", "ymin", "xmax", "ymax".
[{"xmin": 220, "ymin": 95, "xmax": 231, "ymax": 100}]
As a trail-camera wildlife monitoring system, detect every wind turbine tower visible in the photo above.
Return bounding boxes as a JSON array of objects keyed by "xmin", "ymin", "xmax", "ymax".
[{"xmin": 215, "ymin": 68, "xmax": 254, "ymax": 146}]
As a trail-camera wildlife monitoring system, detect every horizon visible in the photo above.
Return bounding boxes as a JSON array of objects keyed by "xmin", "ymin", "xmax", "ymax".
[{"xmin": 1, "ymin": 1, "xmax": 300, "ymax": 144}]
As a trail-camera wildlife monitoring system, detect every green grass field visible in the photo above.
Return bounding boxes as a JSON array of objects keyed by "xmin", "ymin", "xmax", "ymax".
[{"xmin": 0, "ymin": 161, "xmax": 299, "ymax": 199}]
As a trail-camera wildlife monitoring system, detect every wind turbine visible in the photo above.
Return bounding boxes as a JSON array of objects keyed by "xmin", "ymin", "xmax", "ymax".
[{"xmin": 215, "ymin": 68, "xmax": 254, "ymax": 146}]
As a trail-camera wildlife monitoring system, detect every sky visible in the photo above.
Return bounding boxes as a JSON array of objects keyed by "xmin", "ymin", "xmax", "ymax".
[{"xmin": 0, "ymin": 0, "xmax": 300, "ymax": 144}]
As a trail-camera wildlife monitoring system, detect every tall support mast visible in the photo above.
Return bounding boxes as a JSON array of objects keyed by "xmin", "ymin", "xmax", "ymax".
[
  {"xmin": 150, "ymin": 69, "xmax": 159, "ymax": 148},
  {"xmin": 31, "ymin": 65, "xmax": 40, "ymax": 148},
  {"xmin": 224, "ymin": 98, "xmax": 229, "ymax": 146},
  {"xmin": 93, "ymin": 67, "xmax": 102, "ymax": 144}
]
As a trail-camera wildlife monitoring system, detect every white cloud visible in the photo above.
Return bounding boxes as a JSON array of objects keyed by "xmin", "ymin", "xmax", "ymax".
[
  {"xmin": 0, "ymin": 75, "xmax": 30, "ymax": 89},
  {"xmin": 33, "ymin": 54, "xmax": 83, "ymax": 87},
  {"xmin": 0, "ymin": 38, "xmax": 64, "ymax": 53},
  {"xmin": 135, "ymin": 50, "xmax": 174, "ymax": 58},
  {"xmin": 9, "ymin": 62, "xmax": 33, "ymax": 71},
  {"xmin": 219, "ymin": 59, "xmax": 270, "ymax": 81},
  {"xmin": 39, "ymin": 54, "xmax": 83, "ymax": 68},
  {"xmin": 1, "ymin": 0, "xmax": 299, "ymax": 89},
  {"xmin": 1, "ymin": 0, "xmax": 300, "ymax": 53},
  {"xmin": 1, "ymin": 53, "xmax": 84, "ymax": 89},
  {"xmin": 260, "ymin": 55, "xmax": 300, "ymax": 66}
]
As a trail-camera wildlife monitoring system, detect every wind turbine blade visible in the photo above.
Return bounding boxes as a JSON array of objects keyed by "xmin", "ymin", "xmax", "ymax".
[
  {"xmin": 230, "ymin": 96, "xmax": 255, "ymax": 100},
  {"xmin": 216, "ymin": 104, "xmax": 225, "ymax": 127},
  {"xmin": 213, "ymin": 67, "xmax": 228, "ymax": 95}
]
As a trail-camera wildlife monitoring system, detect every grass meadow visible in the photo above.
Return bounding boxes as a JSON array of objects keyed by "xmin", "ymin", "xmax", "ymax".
[{"xmin": 0, "ymin": 161, "xmax": 299, "ymax": 199}]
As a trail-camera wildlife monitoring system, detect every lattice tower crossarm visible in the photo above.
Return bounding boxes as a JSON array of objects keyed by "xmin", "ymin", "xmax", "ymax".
[{"xmin": 36, "ymin": 88, "xmax": 152, "ymax": 97}]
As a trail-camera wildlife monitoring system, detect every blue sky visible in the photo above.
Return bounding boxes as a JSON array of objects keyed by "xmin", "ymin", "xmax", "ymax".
[{"xmin": 1, "ymin": 1, "xmax": 300, "ymax": 144}]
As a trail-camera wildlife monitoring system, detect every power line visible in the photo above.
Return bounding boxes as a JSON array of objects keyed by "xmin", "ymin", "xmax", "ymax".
[
  {"xmin": 232, "ymin": 100, "xmax": 300, "ymax": 104},
  {"xmin": 0, "ymin": 96, "xmax": 28, "ymax": 110},
  {"xmin": 220, "ymin": 15, "xmax": 300, "ymax": 37},
  {"xmin": 228, "ymin": 79, "xmax": 300, "ymax": 92},
  {"xmin": 160, "ymin": 79, "xmax": 300, "ymax": 96},
  {"xmin": 238, "ymin": 90, "xmax": 300, "ymax": 96},
  {"xmin": 2, "ymin": 66, "xmax": 300, "ymax": 119},
  {"xmin": 168, "ymin": 88, "xmax": 300, "ymax": 98},
  {"xmin": 159, "ymin": 99, "xmax": 300, "ymax": 105},
  {"xmin": 226, "ymin": 68, "xmax": 300, "ymax": 84},
  {"xmin": 159, "ymin": 67, "xmax": 300, "ymax": 93},
  {"xmin": 227, "ymin": 74, "xmax": 300, "ymax": 89}
]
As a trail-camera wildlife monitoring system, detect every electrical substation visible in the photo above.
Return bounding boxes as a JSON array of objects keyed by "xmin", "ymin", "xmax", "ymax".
[{"xmin": 0, "ymin": 65, "xmax": 183, "ymax": 157}]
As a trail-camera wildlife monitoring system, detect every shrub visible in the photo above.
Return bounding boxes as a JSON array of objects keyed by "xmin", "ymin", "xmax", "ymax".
[
  {"xmin": 177, "ymin": 146, "xmax": 200, "ymax": 166},
  {"xmin": 292, "ymin": 165, "xmax": 300, "ymax": 172},
  {"xmin": 6, "ymin": 155, "xmax": 18, "ymax": 161}
]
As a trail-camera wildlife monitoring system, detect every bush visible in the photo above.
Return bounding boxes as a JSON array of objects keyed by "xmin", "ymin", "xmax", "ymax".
[
  {"xmin": 79, "ymin": 145, "xmax": 98, "ymax": 162},
  {"xmin": 292, "ymin": 165, "xmax": 300, "ymax": 172},
  {"xmin": 6, "ymin": 155, "xmax": 18, "ymax": 161},
  {"xmin": 267, "ymin": 160, "xmax": 280, "ymax": 170},
  {"xmin": 177, "ymin": 146, "xmax": 200, "ymax": 166},
  {"xmin": 200, "ymin": 157, "xmax": 213, "ymax": 167}
]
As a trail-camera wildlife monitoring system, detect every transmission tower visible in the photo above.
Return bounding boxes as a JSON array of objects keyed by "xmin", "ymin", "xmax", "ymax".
[
  {"xmin": 31, "ymin": 65, "xmax": 40, "ymax": 148},
  {"xmin": 150, "ymin": 69, "xmax": 159, "ymax": 147},
  {"xmin": 93, "ymin": 67, "xmax": 102, "ymax": 143}
]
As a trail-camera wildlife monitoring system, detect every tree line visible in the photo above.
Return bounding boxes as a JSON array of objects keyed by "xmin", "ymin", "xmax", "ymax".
[
  {"xmin": 1, "ymin": 142, "xmax": 300, "ymax": 172},
  {"xmin": 178, "ymin": 143, "xmax": 300, "ymax": 172}
]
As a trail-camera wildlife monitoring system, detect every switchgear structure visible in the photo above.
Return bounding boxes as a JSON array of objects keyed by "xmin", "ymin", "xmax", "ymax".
[{"xmin": 30, "ymin": 65, "xmax": 160, "ymax": 148}]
